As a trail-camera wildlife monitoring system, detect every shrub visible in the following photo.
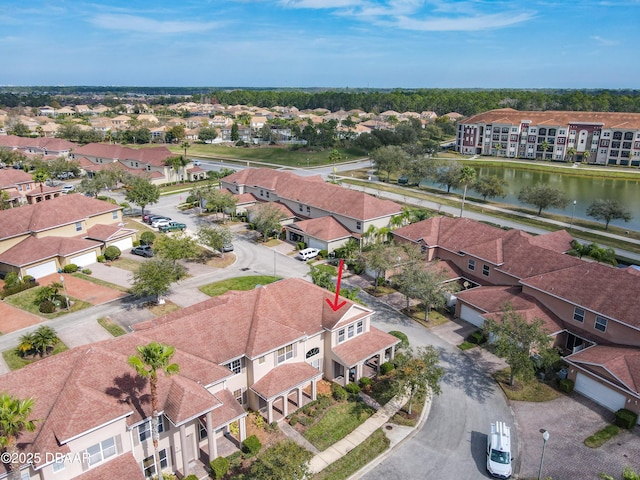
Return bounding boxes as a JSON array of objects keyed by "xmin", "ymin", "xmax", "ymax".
[
  {"xmin": 267, "ymin": 421, "xmax": 278, "ymax": 432},
  {"xmin": 380, "ymin": 361, "xmax": 395, "ymax": 375},
  {"xmin": 318, "ymin": 249, "xmax": 328, "ymax": 258},
  {"xmin": 252, "ymin": 410, "xmax": 266, "ymax": 429},
  {"xmin": 375, "ymin": 277, "xmax": 386, "ymax": 286},
  {"xmin": 210, "ymin": 456, "xmax": 230, "ymax": 480},
  {"xmin": 344, "ymin": 382, "xmax": 361, "ymax": 399},
  {"xmin": 140, "ymin": 231, "xmax": 156, "ymax": 246},
  {"xmin": 242, "ymin": 435, "xmax": 262, "ymax": 457},
  {"xmin": 296, "ymin": 241, "xmax": 306, "ymax": 250},
  {"xmin": 97, "ymin": 254, "xmax": 106, "ymax": 263},
  {"xmin": 4, "ymin": 272, "xmax": 20, "ymax": 289},
  {"xmin": 39, "ymin": 300, "xmax": 56, "ymax": 314},
  {"xmin": 558, "ymin": 378, "xmax": 574, "ymax": 393},
  {"xmin": 359, "ymin": 377, "xmax": 372, "ymax": 390},
  {"xmin": 469, "ymin": 330, "xmax": 487, "ymax": 345},
  {"xmin": 184, "ymin": 476, "xmax": 199, "ymax": 480},
  {"xmin": 132, "ymin": 240, "xmax": 140, "ymax": 247},
  {"xmin": 331, "ymin": 383, "xmax": 348, "ymax": 402},
  {"xmin": 62, "ymin": 264, "xmax": 78, "ymax": 273},
  {"xmin": 389, "ymin": 331, "xmax": 409, "ymax": 350},
  {"xmin": 82, "ymin": 268, "xmax": 92, "ymax": 275},
  {"xmin": 1, "ymin": 280, "xmax": 39, "ymax": 299},
  {"xmin": 226, "ymin": 451, "xmax": 243, "ymax": 470},
  {"xmin": 289, "ymin": 415, "xmax": 298, "ymax": 426},
  {"xmin": 614, "ymin": 409, "xmax": 638, "ymax": 429},
  {"xmin": 298, "ymin": 416, "xmax": 314, "ymax": 426},
  {"xmin": 103, "ymin": 245, "xmax": 121, "ymax": 260},
  {"xmin": 22, "ymin": 275, "xmax": 35, "ymax": 284}
]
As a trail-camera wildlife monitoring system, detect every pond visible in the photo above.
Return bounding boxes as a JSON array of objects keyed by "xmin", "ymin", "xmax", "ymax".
[{"xmin": 420, "ymin": 166, "xmax": 640, "ymax": 232}]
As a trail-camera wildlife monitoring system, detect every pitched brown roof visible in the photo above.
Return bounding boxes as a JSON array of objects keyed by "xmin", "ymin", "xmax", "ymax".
[
  {"xmin": 567, "ymin": 345, "xmax": 640, "ymax": 396},
  {"xmin": 73, "ymin": 143, "xmax": 173, "ymax": 167},
  {"xmin": 522, "ymin": 262, "xmax": 640, "ymax": 328},
  {"xmin": 251, "ymin": 363, "xmax": 322, "ymax": 400},
  {"xmin": 0, "ymin": 194, "xmax": 120, "ymax": 239},
  {"xmin": 74, "ymin": 453, "xmax": 145, "ymax": 480},
  {"xmin": 332, "ymin": 328, "xmax": 400, "ymax": 367},
  {"xmin": 288, "ymin": 216, "xmax": 352, "ymax": 241},
  {"xmin": 223, "ymin": 168, "xmax": 402, "ymax": 221},
  {"xmin": 247, "ymin": 200, "xmax": 296, "ymax": 219},
  {"xmin": 462, "ymin": 108, "xmax": 640, "ymax": 129},
  {"xmin": 0, "ymin": 168, "xmax": 32, "ymax": 188},
  {"xmin": 0, "ymin": 235, "xmax": 101, "ymax": 266},
  {"xmin": 456, "ymin": 285, "xmax": 564, "ymax": 335}
]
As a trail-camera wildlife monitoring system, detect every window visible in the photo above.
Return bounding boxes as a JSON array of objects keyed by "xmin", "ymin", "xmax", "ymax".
[
  {"xmin": 138, "ymin": 417, "xmax": 164, "ymax": 442},
  {"xmin": 112, "ymin": 211, "xmax": 118, "ymax": 220},
  {"xmin": 299, "ymin": 204, "xmax": 303, "ymax": 212},
  {"xmin": 224, "ymin": 359, "xmax": 242, "ymax": 375},
  {"xmin": 199, "ymin": 421, "xmax": 207, "ymax": 440},
  {"xmin": 306, "ymin": 347, "xmax": 319, "ymax": 359},
  {"xmin": 75, "ymin": 222, "xmax": 82, "ymax": 232},
  {"xmin": 142, "ymin": 449, "xmax": 168, "ymax": 478},
  {"xmin": 260, "ymin": 189, "xmax": 264, "ymax": 197},
  {"xmin": 357, "ymin": 321, "xmax": 363, "ymax": 334},
  {"xmin": 573, "ymin": 307, "xmax": 585, "ymax": 323},
  {"xmin": 233, "ymin": 388, "xmax": 247, "ymax": 405},
  {"xmin": 306, "ymin": 206, "xmax": 311, "ymax": 214},
  {"xmin": 348, "ymin": 324, "xmax": 355, "ymax": 338},
  {"xmin": 266, "ymin": 192, "xmax": 270, "ymax": 198},
  {"xmin": 338, "ymin": 329, "xmax": 345, "ymax": 343},
  {"xmin": 258, "ymin": 356, "xmax": 265, "ymax": 364},
  {"xmin": 468, "ymin": 259, "xmax": 475, "ymax": 271},
  {"xmin": 277, "ymin": 344, "xmax": 294, "ymax": 364},
  {"xmin": 86, "ymin": 437, "xmax": 116, "ymax": 467},
  {"xmin": 482, "ymin": 265, "xmax": 490, "ymax": 276},
  {"xmin": 52, "ymin": 458, "xmax": 65, "ymax": 472},
  {"xmin": 356, "ymin": 221, "xmax": 361, "ymax": 231},
  {"xmin": 602, "ymin": 131, "xmax": 610, "ymax": 137},
  {"xmin": 595, "ymin": 316, "xmax": 608, "ymax": 332}
]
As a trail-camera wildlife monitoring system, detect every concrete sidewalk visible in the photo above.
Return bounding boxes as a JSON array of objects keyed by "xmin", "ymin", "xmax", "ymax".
[{"xmin": 308, "ymin": 392, "xmax": 431, "ymax": 475}]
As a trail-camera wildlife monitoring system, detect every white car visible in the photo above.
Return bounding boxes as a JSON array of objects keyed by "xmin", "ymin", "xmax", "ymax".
[
  {"xmin": 152, "ymin": 218, "xmax": 171, "ymax": 228},
  {"xmin": 487, "ymin": 421, "xmax": 512, "ymax": 479},
  {"xmin": 61, "ymin": 185, "xmax": 75, "ymax": 194}
]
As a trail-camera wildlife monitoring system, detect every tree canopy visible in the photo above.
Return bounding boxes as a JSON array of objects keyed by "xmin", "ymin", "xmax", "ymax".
[
  {"xmin": 393, "ymin": 346, "xmax": 445, "ymax": 415},
  {"xmin": 250, "ymin": 440, "xmax": 313, "ymax": 480},
  {"xmin": 124, "ymin": 177, "xmax": 160, "ymax": 216},
  {"xmin": 586, "ymin": 199, "xmax": 632, "ymax": 230},
  {"xmin": 130, "ymin": 257, "xmax": 188, "ymax": 302},
  {"xmin": 517, "ymin": 183, "xmax": 568, "ymax": 215}
]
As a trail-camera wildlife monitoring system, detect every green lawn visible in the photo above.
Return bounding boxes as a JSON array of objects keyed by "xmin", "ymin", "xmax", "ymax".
[
  {"xmin": 304, "ymin": 402, "xmax": 375, "ymax": 451},
  {"xmin": 584, "ymin": 424, "xmax": 621, "ymax": 448},
  {"xmin": 313, "ymin": 428, "xmax": 389, "ymax": 480},
  {"xmin": 4, "ymin": 289, "xmax": 92, "ymax": 319},
  {"xmin": 97, "ymin": 317, "xmax": 127, "ymax": 337},
  {"xmin": 199, "ymin": 276, "xmax": 280, "ymax": 297},
  {"xmin": 73, "ymin": 273, "xmax": 130, "ymax": 292},
  {"xmin": 494, "ymin": 368, "xmax": 561, "ymax": 402},
  {"xmin": 2, "ymin": 341, "xmax": 69, "ymax": 370}
]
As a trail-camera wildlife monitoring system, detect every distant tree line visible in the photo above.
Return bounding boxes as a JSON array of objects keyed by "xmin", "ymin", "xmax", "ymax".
[{"xmin": 2, "ymin": 87, "xmax": 640, "ymax": 116}]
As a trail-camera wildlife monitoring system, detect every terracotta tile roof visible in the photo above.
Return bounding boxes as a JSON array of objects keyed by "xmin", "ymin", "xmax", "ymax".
[
  {"xmin": 73, "ymin": 143, "xmax": 173, "ymax": 167},
  {"xmin": 207, "ymin": 389, "xmax": 247, "ymax": 429},
  {"xmin": 223, "ymin": 168, "xmax": 402, "ymax": 221},
  {"xmin": 332, "ymin": 328, "xmax": 400, "ymax": 367},
  {"xmin": 0, "ymin": 135, "xmax": 76, "ymax": 152},
  {"xmin": 462, "ymin": 108, "xmax": 640, "ymax": 130},
  {"xmin": 234, "ymin": 192, "xmax": 258, "ymax": 204},
  {"xmin": 86, "ymin": 224, "xmax": 135, "ymax": 242},
  {"xmin": 74, "ymin": 453, "xmax": 146, "ymax": 480},
  {"xmin": 164, "ymin": 376, "xmax": 222, "ymax": 425},
  {"xmin": 0, "ymin": 194, "xmax": 120, "ymax": 239},
  {"xmin": 134, "ymin": 279, "xmax": 366, "ymax": 361},
  {"xmin": 247, "ymin": 201, "xmax": 297, "ymax": 219},
  {"xmin": 0, "ymin": 235, "xmax": 101, "ymax": 267},
  {"xmin": 527, "ymin": 229, "xmax": 574, "ymax": 253},
  {"xmin": 522, "ymin": 262, "xmax": 640, "ymax": 328},
  {"xmin": 287, "ymin": 216, "xmax": 352, "ymax": 241},
  {"xmin": 250, "ymin": 363, "xmax": 323, "ymax": 400},
  {"xmin": 0, "ymin": 168, "xmax": 32, "ymax": 187},
  {"xmin": 567, "ymin": 345, "xmax": 640, "ymax": 395},
  {"xmin": 457, "ymin": 285, "xmax": 564, "ymax": 335}
]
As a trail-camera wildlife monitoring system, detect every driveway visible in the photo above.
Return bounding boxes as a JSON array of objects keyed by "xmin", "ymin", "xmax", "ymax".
[
  {"xmin": 0, "ymin": 301, "xmax": 42, "ymax": 335},
  {"xmin": 40, "ymin": 273, "xmax": 127, "ymax": 305}
]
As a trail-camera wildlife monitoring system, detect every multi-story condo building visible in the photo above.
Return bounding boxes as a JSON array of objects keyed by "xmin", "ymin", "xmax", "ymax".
[{"xmin": 457, "ymin": 108, "xmax": 640, "ymax": 166}]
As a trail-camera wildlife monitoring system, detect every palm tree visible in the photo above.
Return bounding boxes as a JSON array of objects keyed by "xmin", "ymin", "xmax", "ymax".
[
  {"xmin": 180, "ymin": 141, "xmax": 190, "ymax": 160},
  {"xmin": 494, "ymin": 143, "xmax": 503, "ymax": 157},
  {"xmin": 128, "ymin": 342, "xmax": 180, "ymax": 480},
  {"xmin": 541, "ymin": 141, "xmax": 550, "ymax": 159},
  {"xmin": 31, "ymin": 326, "xmax": 59, "ymax": 357},
  {"xmin": 582, "ymin": 150, "xmax": 591, "ymax": 164},
  {"xmin": 165, "ymin": 155, "xmax": 189, "ymax": 183},
  {"xmin": 566, "ymin": 147, "xmax": 577, "ymax": 163},
  {"xmin": 0, "ymin": 393, "xmax": 37, "ymax": 480},
  {"xmin": 458, "ymin": 166, "xmax": 476, "ymax": 218},
  {"xmin": 16, "ymin": 333, "xmax": 35, "ymax": 357}
]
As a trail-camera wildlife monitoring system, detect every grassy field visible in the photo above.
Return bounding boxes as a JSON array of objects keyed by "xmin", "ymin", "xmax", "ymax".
[
  {"xmin": 494, "ymin": 368, "xmax": 561, "ymax": 402},
  {"xmin": 4, "ymin": 289, "xmax": 92, "ymax": 319},
  {"xmin": 303, "ymin": 402, "xmax": 375, "ymax": 451},
  {"xmin": 199, "ymin": 275, "xmax": 280, "ymax": 297}
]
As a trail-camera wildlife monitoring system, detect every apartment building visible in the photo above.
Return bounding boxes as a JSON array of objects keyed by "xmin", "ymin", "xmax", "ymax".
[
  {"xmin": 0, "ymin": 279, "xmax": 399, "ymax": 479},
  {"xmin": 393, "ymin": 217, "xmax": 640, "ymax": 421},
  {"xmin": 457, "ymin": 108, "xmax": 640, "ymax": 166}
]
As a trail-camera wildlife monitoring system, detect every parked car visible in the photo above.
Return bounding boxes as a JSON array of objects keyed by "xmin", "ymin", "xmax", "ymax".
[
  {"xmin": 193, "ymin": 160, "xmax": 201, "ymax": 166},
  {"xmin": 144, "ymin": 214, "xmax": 170, "ymax": 225},
  {"xmin": 131, "ymin": 245, "xmax": 154, "ymax": 257},
  {"xmin": 57, "ymin": 172, "xmax": 75, "ymax": 180},
  {"xmin": 487, "ymin": 421, "xmax": 512, "ymax": 479},
  {"xmin": 151, "ymin": 217, "xmax": 171, "ymax": 228},
  {"xmin": 297, "ymin": 248, "xmax": 320, "ymax": 261},
  {"xmin": 222, "ymin": 243, "xmax": 234, "ymax": 252},
  {"xmin": 158, "ymin": 222, "xmax": 187, "ymax": 233},
  {"xmin": 61, "ymin": 185, "xmax": 75, "ymax": 194}
]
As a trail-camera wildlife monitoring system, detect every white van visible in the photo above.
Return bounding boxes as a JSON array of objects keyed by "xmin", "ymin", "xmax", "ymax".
[
  {"xmin": 487, "ymin": 421, "xmax": 512, "ymax": 479},
  {"xmin": 297, "ymin": 248, "xmax": 320, "ymax": 261}
]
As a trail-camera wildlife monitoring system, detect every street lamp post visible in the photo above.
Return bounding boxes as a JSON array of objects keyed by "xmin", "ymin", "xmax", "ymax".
[
  {"xmin": 537, "ymin": 429, "xmax": 550, "ymax": 480},
  {"xmin": 570, "ymin": 200, "xmax": 577, "ymax": 230},
  {"xmin": 60, "ymin": 275, "xmax": 70, "ymax": 311}
]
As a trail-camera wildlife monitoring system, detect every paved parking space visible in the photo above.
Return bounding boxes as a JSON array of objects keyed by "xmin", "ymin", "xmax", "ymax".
[
  {"xmin": 0, "ymin": 301, "xmax": 42, "ymax": 334},
  {"xmin": 40, "ymin": 273, "xmax": 128, "ymax": 305}
]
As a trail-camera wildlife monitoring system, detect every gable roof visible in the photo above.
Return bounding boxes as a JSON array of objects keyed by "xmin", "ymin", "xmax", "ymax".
[
  {"xmin": 567, "ymin": 345, "xmax": 640, "ymax": 396},
  {"xmin": 0, "ymin": 195, "xmax": 120, "ymax": 239},
  {"xmin": 73, "ymin": 143, "xmax": 173, "ymax": 167},
  {"xmin": 223, "ymin": 168, "xmax": 402, "ymax": 221},
  {"xmin": 0, "ymin": 235, "xmax": 101, "ymax": 266},
  {"xmin": 288, "ymin": 216, "xmax": 353, "ymax": 242}
]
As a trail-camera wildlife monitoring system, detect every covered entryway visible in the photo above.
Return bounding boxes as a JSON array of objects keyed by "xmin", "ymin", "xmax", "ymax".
[
  {"xmin": 575, "ymin": 373, "xmax": 626, "ymax": 412},
  {"xmin": 69, "ymin": 251, "xmax": 97, "ymax": 267},
  {"xmin": 459, "ymin": 304, "xmax": 486, "ymax": 328},
  {"xmin": 26, "ymin": 260, "xmax": 57, "ymax": 279}
]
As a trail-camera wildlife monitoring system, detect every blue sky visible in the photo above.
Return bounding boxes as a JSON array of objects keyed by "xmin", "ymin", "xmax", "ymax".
[{"xmin": 1, "ymin": 0, "xmax": 639, "ymax": 88}]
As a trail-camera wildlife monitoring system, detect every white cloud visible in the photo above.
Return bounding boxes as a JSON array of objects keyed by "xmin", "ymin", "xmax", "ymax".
[
  {"xmin": 280, "ymin": 0, "xmax": 365, "ymax": 7},
  {"xmin": 392, "ymin": 12, "xmax": 535, "ymax": 31},
  {"xmin": 89, "ymin": 14, "xmax": 220, "ymax": 34},
  {"xmin": 591, "ymin": 35, "xmax": 618, "ymax": 46}
]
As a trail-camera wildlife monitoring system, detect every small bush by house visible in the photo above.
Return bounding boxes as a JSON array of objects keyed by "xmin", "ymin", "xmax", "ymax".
[
  {"xmin": 331, "ymin": 383, "xmax": 348, "ymax": 402},
  {"xmin": 103, "ymin": 245, "xmax": 121, "ymax": 261},
  {"xmin": 210, "ymin": 457, "xmax": 230, "ymax": 480},
  {"xmin": 559, "ymin": 378, "xmax": 574, "ymax": 393},
  {"xmin": 242, "ymin": 435, "xmax": 262, "ymax": 457},
  {"xmin": 62, "ymin": 264, "xmax": 78, "ymax": 273},
  {"xmin": 380, "ymin": 361, "xmax": 395, "ymax": 375},
  {"xmin": 614, "ymin": 409, "xmax": 638, "ymax": 430}
]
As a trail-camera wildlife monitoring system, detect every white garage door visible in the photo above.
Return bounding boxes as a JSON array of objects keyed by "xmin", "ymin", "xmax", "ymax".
[
  {"xmin": 308, "ymin": 238, "xmax": 325, "ymax": 251},
  {"xmin": 459, "ymin": 304, "xmax": 486, "ymax": 328},
  {"xmin": 26, "ymin": 261, "xmax": 57, "ymax": 279},
  {"xmin": 69, "ymin": 251, "xmax": 97, "ymax": 267},
  {"xmin": 110, "ymin": 237, "xmax": 133, "ymax": 252},
  {"xmin": 575, "ymin": 373, "xmax": 627, "ymax": 412}
]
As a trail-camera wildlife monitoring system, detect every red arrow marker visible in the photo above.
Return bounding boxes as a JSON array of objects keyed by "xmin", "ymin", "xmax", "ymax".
[{"xmin": 326, "ymin": 259, "xmax": 347, "ymax": 312}]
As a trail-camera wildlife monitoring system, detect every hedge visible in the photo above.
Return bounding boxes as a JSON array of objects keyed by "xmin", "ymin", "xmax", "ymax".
[
  {"xmin": 210, "ymin": 457, "xmax": 230, "ymax": 480},
  {"xmin": 614, "ymin": 409, "xmax": 638, "ymax": 429},
  {"xmin": 242, "ymin": 435, "xmax": 262, "ymax": 457},
  {"xmin": 559, "ymin": 378, "xmax": 574, "ymax": 393}
]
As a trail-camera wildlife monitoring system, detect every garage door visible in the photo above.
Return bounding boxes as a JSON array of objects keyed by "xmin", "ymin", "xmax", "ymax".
[
  {"xmin": 69, "ymin": 251, "xmax": 97, "ymax": 267},
  {"xmin": 110, "ymin": 237, "xmax": 133, "ymax": 252},
  {"xmin": 459, "ymin": 304, "xmax": 486, "ymax": 328},
  {"xmin": 575, "ymin": 373, "xmax": 627, "ymax": 412},
  {"xmin": 26, "ymin": 261, "xmax": 57, "ymax": 279},
  {"xmin": 308, "ymin": 238, "xmax": 325, "ymax": 251}
]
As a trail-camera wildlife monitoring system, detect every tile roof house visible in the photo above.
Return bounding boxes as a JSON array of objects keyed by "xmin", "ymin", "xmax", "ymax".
[
  {"xmin": 0, "ymin": 195, "xmax": 136, "ymax": 278},
  {"xmin": 0, "ymin": 169, "xmax": 65, "ymax": 206},
  {"xmin": 393, "ymin": 216, "xmax": 640, "ymax": 421},
  {"xmin": 1, "ymin": 279, "xmax": 399, "ymax": 479},
  {"xmin": 221, "ymin": 168, "xmax": 402, "ymax": 252}
]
